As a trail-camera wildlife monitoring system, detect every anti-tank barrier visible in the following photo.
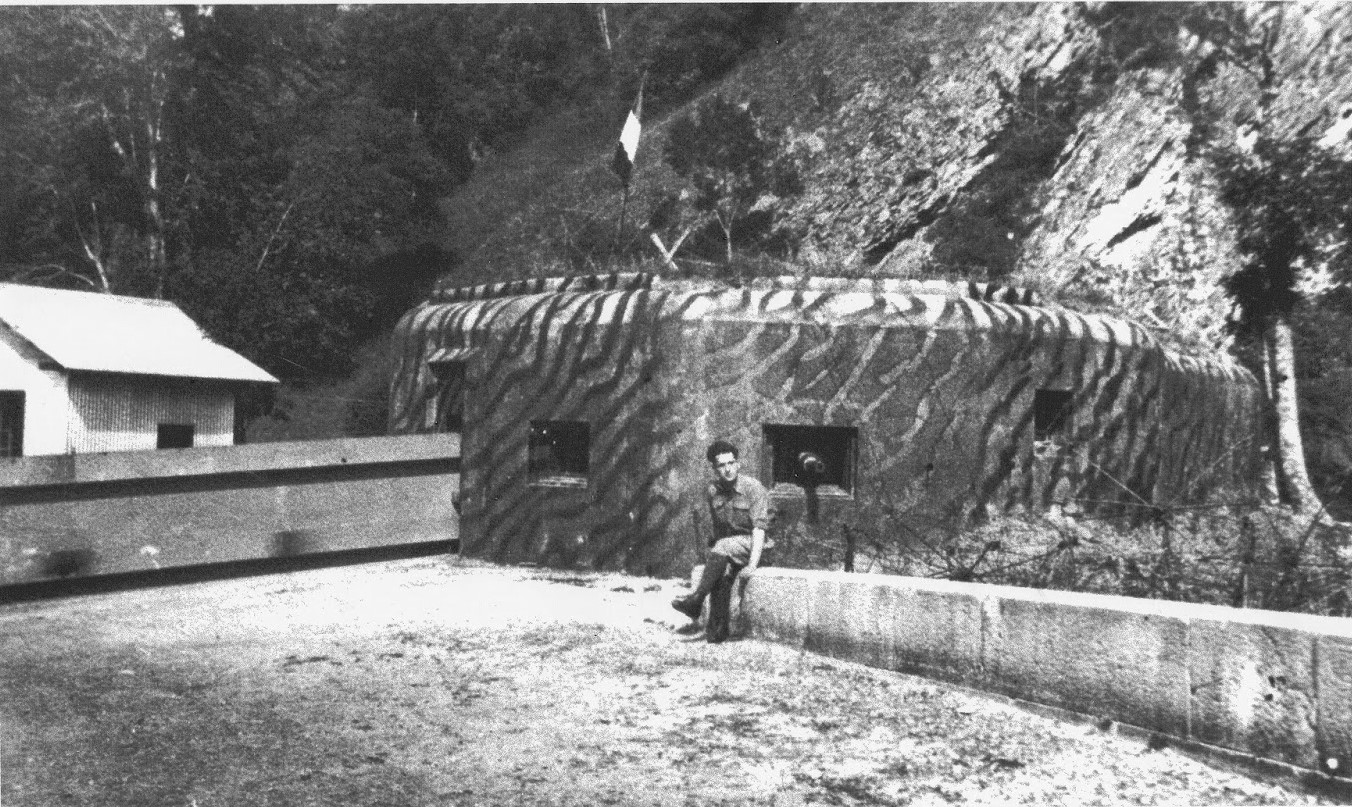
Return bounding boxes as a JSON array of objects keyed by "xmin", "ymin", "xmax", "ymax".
[{"xmin": 0, "ymin": 434, "xmax": 459, "ymax": 587}]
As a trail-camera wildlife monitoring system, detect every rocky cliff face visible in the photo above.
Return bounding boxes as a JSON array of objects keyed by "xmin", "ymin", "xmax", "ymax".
[
  {"xmin": 735, "ymin": 3, "xmax": 1352, "ymax": 350},
  {"xmin": 1016, "ymin": 3, "xmax": 1352, "ymax": 348},
  {"xmin": 445, "ymin": 3, "xmax": 1352, "ymax": 353},
  {"xmin": 789, "ymin": 3, "xmax": 1352, "ymax": 348}
]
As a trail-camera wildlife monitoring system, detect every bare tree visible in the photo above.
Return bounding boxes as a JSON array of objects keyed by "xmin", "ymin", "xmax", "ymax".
[{"xmin": 1, "ymin": 6, "xmax": 183, "ymax": 294}]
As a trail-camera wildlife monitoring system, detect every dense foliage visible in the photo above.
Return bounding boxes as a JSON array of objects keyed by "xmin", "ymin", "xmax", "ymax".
[
  {"xmin": 0, "ymin": 6, "xmax": 456, "ymax": 379},
  {"xmin": 0, "ymin": 4, "xmax": 789, "ymax": 385},
  {"xmin": 1212, "ymin": 137, "xmax": 1352, "ymax": 337}
]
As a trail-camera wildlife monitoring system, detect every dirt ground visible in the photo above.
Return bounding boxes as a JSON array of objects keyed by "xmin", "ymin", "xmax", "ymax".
[{"xmin": 0, "ymin": 555, "xmax": 1345, "ymax": 807}]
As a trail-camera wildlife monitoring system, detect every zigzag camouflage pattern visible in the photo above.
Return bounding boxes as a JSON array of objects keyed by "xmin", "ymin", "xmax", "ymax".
[{"xmin": 389, "ymin": 273, "xmax": 1263, "ymax": 576}]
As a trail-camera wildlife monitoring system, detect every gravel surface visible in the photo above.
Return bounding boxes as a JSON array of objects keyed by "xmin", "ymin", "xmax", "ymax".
[{"xmin": 0, "ymin": 556, "xmax": 1343, "ymax": 806}]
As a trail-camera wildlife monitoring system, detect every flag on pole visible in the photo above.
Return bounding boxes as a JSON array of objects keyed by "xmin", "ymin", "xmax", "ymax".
[{"xmin": 610, "ymin": 75, "xmax": 644, "ymax": 187}]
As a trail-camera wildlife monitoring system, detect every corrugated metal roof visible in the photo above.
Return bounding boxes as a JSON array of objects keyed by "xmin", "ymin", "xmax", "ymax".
[{"xmin": 0, "ymin": 283, "xmax": 278, "ymax": 383}]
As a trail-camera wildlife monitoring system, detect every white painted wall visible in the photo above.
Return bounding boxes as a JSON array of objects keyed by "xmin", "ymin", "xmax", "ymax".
[
  {"xmin": 0, "ymin": 327, "xmax": 70, "ymax": 456},
  {"xmin": 67, "ymin": 374, "xmax": 235, "ymax": 452}
]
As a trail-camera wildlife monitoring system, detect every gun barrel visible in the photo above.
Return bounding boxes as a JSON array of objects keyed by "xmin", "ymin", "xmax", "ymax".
[{"xmin": 797, "ymin": 451, "xmax": 826, "ymax": 476}]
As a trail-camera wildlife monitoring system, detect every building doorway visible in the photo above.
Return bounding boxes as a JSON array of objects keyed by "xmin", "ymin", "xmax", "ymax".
[{"xmin": 0, "ymin": 391, "xmax": 24, "ymax": 458}]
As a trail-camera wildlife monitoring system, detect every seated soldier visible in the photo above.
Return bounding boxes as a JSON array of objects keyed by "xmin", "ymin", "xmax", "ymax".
[{"xmin": 671, "ymin": 439, "xmax": 770, "ymax": 643}]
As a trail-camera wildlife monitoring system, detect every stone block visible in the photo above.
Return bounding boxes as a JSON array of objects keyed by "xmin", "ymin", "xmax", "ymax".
[
  {"xmin": 882, "ymin": 579, "xmax": 985, "ymax": 685},
  {"xmin": 744, "ymin": 571, "xmax": 986, "ymax": 686},
  {"xmin": 1317, "ymin": 633, "xmax": 1352, "ymax": 777},
  {"xmin": 802, "ymin": 574, "xmax": 854, "ymax": 657},
  {"xmin": 992, "ymin": 592, "xmax": 1190, "ymax": 736},
  {"xmin": 1188, "ymin": 616, "xmax": 1316, "ymax": 767},
  {"xmin": 741, "ymin": 570, "xmax": 811, "ymax": 643}
]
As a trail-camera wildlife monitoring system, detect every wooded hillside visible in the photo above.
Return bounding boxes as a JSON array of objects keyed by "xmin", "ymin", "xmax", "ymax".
[{"xmin": 3, "ymin": 4, "xmax": 1351, "ymax": 516}]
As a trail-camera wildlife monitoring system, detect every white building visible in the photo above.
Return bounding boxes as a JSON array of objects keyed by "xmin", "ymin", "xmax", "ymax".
[{"xmin": 0, "ymin": 283, "xmax": 278, "ymax": 457}]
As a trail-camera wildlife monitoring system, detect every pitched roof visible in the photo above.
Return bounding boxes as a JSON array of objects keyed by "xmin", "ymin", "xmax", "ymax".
[{"xmin": 0, "ymin": 283, "xmax": 278, "ymax": 384}]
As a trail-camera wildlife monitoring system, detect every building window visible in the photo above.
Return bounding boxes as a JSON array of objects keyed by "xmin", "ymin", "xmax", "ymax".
[
  {"xmin": 1033, "ymin": 389, "xmax": 1074, "ymax": 442},
  {"xmin": 0, "ymin": 391, "xmax": 24, "ymax": 458},
  {"xmin": 528, "ymin": 420, "xmax": 589, "ymax": 486},
  {"xmin": 763, "ymin": 424, "xmax": 857, "ymax": 497},
  {"xmin": 157, "ymin": 423, "xmax": 195, "ymax": 449}
]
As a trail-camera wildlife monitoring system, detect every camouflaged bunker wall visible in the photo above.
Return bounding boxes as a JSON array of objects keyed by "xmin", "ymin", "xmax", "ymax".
[{"xmin": 389, "ymin": 274, "xmax": 1264, "ymax": 577}]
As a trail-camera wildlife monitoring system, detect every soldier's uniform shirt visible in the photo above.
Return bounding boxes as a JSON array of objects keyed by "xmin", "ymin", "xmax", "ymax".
[{"xmin": 706, "ymin": 474, "xmax": 771, "ymax": 566}]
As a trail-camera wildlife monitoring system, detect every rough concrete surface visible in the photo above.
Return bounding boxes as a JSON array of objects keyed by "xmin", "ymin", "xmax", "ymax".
[
  {"xmin": 0, "ymin": 434, "xmax": 459, "ymax": 585},
  {"xmin": 0, "ymin": 557, "xmax": 1341, "ymax": 806}
]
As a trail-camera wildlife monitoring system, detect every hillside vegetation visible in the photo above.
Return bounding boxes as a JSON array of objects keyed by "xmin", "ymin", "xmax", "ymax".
[
  {"xmin": 439, "ymin": 3, "xmax": 1352, "ymax": 521},
  {"xmin": 449, "ymin": 4, "xmax": 1349, "ymax": 336},
  {"xmin": 4, "ymin": 4, "xmax": 1352, "ymax": 516}
]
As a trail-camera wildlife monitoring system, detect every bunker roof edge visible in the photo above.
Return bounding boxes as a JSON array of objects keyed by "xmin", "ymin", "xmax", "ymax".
[{"xmin": 409, "ymin": 272, "xmax": 1253, "ymax": 383}]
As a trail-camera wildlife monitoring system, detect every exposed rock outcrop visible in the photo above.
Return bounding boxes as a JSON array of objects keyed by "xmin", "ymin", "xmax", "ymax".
[
  {"xmin": 748, "ymin": 3, "xmax": 1351, "ymax": 350},
  {"xmin": 443, "ymin": 3, "xmax": 1352, "ymax": 354}
]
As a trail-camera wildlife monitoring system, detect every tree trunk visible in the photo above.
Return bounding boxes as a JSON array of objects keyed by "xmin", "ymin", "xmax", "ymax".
[
  {"xmin": 1256, "ymin": 333, "xmax": 1281, "ymax": 503},
  {"xmin": 143, "ymin": 87, "xmax": 169, "ymax": 298},
  {"xmin": 1268, "ymin": 315, "xmax": 1324, "ymax": 516},
  {"xmin": 596, "ymin": 6, "xmax": 612, "ymax": 56},
  {"xmin": 717, "ymin": 212, "xmax": 733, "ymax": 265},
  {"xmin": 74, "ymin": 200, "xmax": 113, "ymax": 293},
  {"xmin": 101, "ymin": 79, "xmax": 170, "ymax": 297},
  {"xmin": 145, "ymin": 174, "xmax": 168, "ymax": 297}
]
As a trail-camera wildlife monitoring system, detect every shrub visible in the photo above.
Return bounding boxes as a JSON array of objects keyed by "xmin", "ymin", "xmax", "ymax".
[
  {"xmin": 806, "ymin": 505, "xmax": 1352, "ymax": 617},
  {"xmin": 663, "ymin": 96, "xmax": 801, "ymax": 265}
]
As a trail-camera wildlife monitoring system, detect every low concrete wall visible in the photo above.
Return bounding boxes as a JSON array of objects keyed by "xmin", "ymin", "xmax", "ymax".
[
  {"xmin": 740, "ymin": 568, "xmax": 1352, "ymax": 781},
  {"xmin": 0, "ymin": 434, "xmax": 459, "ymax": 585}
]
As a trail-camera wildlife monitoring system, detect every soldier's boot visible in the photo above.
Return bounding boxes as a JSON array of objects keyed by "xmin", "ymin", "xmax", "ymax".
[
  {"xmin": 705, "ymin": 565, "xmax": 742, "ymax": 644},
  {"xmin": 671, "ymin": 553, "xmax": 730, "ymax": 621}
]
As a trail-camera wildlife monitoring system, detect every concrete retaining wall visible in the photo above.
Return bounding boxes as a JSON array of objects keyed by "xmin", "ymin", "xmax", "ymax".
[
  {"xmin": 740, "ymin": 568, "xmax": 1352, "ymax": 780},
  {"xmin": 0, "ymin": 434, "xmax": 459, "ymax": 585}
]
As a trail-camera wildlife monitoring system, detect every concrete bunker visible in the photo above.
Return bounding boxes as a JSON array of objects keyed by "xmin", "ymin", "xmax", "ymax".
[{"xmin": 389, "ymin": 273, "xmax": 1264, "ymax": 577}]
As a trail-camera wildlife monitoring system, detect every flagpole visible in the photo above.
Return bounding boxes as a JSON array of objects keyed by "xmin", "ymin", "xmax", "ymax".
[
  {"xmin": 610, "ymin": 70, "xmax": 645, "ymax": 265},
  {"xmin": 615, "ymin": 182, "xmax": 630, "ymax": 263}
]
